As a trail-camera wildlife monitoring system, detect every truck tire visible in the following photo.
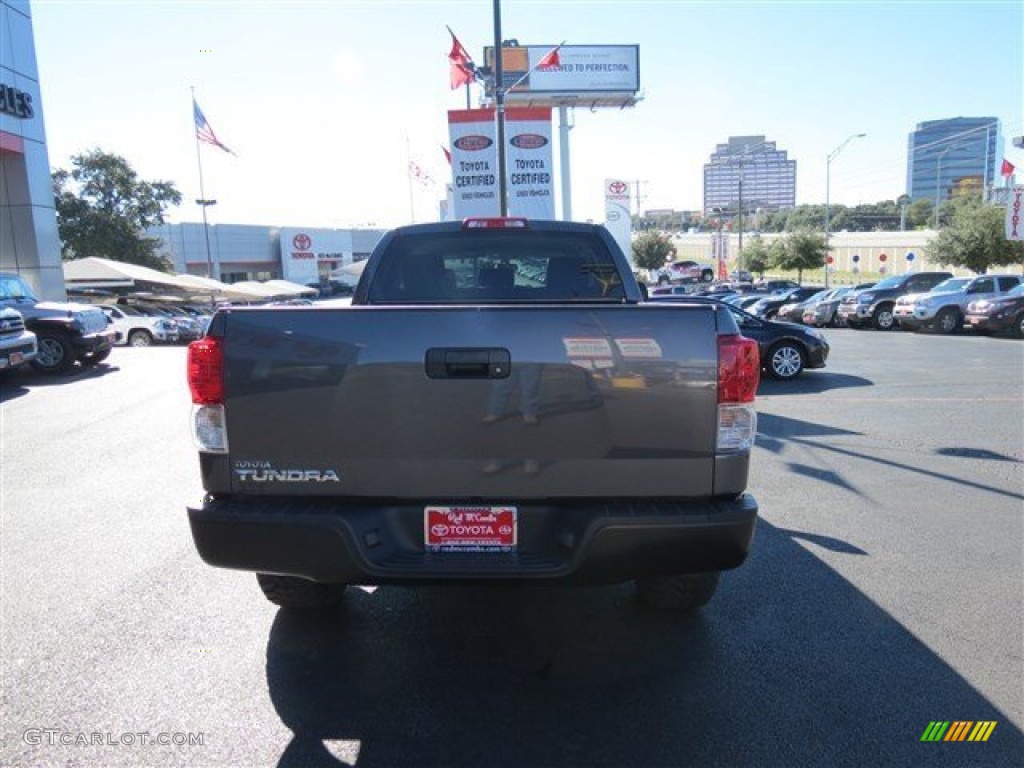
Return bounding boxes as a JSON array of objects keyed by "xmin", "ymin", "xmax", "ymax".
[
  {"xmin": 256, "ymin": 574, "xmax": 346, "ymax": 610},
  {"xmin": 31, "ymin": 330, "xmax": 76, "ymax": 375},
  {"xmin": 635, "ymin": 571, "xmax": 720, "ymax": 612},
  {"xmin": 128, "ymin": 330, "xmax": 153, "ymax": 347},
  {"xmin": 872, "ymin": 304, "xmax": 896, "ymax": 331},
  {"xmin": 934, "ymin": 307, "xmax": 961, "ymax": 334}
]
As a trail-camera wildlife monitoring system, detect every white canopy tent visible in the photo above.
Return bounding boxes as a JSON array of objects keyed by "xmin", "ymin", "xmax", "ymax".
[
  {"xmin": 262, "ymin": 279, "xmax": 318, "ymax": 296},
  {"xmin": 63, "ymin": 257, "xmax": 269, "ymax": 302},
  {"xmin": 329, "ymin": 260, "xmax": 367, "ymax": 285}
]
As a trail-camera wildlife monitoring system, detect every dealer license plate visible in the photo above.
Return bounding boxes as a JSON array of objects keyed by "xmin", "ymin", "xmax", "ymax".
[{"xmin": 425, "ymin": 506, "xmax": 517, "ymax": 552}]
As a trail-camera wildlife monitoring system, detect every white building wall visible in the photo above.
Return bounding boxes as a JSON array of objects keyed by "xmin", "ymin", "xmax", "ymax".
[
  {"xmin": 0, "ymin": 0, "xmax": 65, "ymax": 299},
  {"xmin": 667, "ymin": 230, "xmax": 1021, "ymax": 279}
]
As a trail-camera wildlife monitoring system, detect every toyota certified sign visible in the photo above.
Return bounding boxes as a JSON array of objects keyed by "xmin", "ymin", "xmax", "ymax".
[{"xmin": 292, "ymin": 233, "xmax": 311, "ymax": 250}]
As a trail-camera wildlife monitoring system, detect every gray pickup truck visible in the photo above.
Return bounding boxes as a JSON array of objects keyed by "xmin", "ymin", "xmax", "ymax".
[
  {"xmin": 0, "ymin": 271, "xmax": 116, "ymax": 374},
  {"xmin": 186, "ymin": 219, "xmax": 760, "ymax": 613}
]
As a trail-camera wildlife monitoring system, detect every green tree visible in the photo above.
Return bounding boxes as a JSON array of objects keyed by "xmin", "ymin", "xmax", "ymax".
[
  {"xmin": 925, "ymin": 195, "xmax": 1024, "ymax": 274},
  {"xmin": 907, "ymin": 198, "xmax": 934, "ymax": 229},
  {"xmin": 631, "ymin": 231, "xmax": 676, "ymax": 272},
  {"xmin": 771, "ymin": 231, "xmax": 827, "ymax": 283},
  {"xmin": 53, "ymin": 149, "xmax": 182, "ymax": 271},
  {"xmin": 739, "ymin": 235, "xmax": 772, "ymax": 276}
]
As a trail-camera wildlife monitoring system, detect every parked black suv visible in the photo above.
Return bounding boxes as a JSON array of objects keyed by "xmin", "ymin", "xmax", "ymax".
[
  {"xmin": 0, "ymin": 272, "xmax": 116, "ymax": 374},
  {"xmin": 837, "ymin": 271, "xmax": 953, "ymax": 330}
]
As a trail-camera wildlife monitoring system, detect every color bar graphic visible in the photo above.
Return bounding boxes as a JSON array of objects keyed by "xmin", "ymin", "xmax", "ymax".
[{"xmin": 921, "ymin": 721, "xmax": 996, "ymax": 742}]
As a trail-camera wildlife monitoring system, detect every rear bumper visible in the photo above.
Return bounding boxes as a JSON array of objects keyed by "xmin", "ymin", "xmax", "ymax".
[{"xmin": 188, "ymin": 494, "xmax": 758, "ymax": 584}]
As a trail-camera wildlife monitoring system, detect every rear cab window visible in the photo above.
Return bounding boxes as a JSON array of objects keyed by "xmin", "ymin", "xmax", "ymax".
[{"xmin": 366, "ymin": 229, "xmax": 627, "ymax": 304}]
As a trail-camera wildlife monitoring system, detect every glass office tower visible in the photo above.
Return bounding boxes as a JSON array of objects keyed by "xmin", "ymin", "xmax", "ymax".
[{"xmin": 906, "ymin": 117, "xmax": 1001, "ymax": 204}]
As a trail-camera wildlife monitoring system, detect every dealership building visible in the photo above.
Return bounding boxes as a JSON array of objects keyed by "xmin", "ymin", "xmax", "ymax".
[
  {"xmin": 147, "ymin": 222, "xmax": 388, "ymax": 286},
  {"xmin": 0, "ymin": 0, "xmax": 65, "ymax": 299}
]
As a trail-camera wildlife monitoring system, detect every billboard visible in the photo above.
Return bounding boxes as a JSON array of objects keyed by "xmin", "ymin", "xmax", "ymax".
[{"xmin": 484, "ymin": 45, "xmax": 640, "ymax": 104}]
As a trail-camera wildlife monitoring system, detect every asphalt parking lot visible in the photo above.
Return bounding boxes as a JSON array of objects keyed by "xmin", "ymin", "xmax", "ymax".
[{"xmin": 1, "ymin": 328, "xmax": 1022, "ymax": 768}]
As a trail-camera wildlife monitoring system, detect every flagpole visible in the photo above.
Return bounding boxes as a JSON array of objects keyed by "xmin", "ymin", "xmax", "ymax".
[
  {"xmin": 406, "ymin": 135, "xmax": 416, "ymax": 223},
  {"xmin": 191, "ymin": 86, "xmax": 215, "ymax": 280}
]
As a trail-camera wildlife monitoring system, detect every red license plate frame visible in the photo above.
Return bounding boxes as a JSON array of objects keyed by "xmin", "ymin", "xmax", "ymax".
[{"xmin": 425, "ymin": 506, "xmax": 517, "ymax": 552}]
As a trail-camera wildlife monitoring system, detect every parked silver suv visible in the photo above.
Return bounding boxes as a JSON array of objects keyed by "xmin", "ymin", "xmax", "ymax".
[{"xmin": 894, "ymin": 274, "xmax": 1021, "ymax": 333}]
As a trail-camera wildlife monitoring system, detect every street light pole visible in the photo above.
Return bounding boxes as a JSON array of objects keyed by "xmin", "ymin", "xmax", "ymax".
[
  {"xmin": 824, "ymin": 132, "xmax": 866, "ymax": 289},
  {"xmin": 933, "ymin": 143, "xmax": 962, "ymax": 229},
  {"xmin": 195, "ymin": 198, "xmax": 217, "ymax": 279}
]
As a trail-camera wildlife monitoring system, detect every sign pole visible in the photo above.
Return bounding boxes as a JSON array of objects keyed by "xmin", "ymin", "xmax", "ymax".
[{"xmin": 492, "ymin": 0, "xmax": 508, "ymax": 216}]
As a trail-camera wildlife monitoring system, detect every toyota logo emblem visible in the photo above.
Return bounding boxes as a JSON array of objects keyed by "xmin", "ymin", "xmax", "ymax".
[
  {"xmin": 608, "ymin": 181, "xmax": 627, "ymax": 194},
  {"xmin": 293, "ymin": 233, "xmax": 311, "ymax": 250}
]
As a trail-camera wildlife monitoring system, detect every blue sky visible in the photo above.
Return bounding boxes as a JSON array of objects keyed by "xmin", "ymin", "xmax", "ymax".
[{"xmin": 30, "ymin": 0, "xmax": 1024, "ymax": 228}]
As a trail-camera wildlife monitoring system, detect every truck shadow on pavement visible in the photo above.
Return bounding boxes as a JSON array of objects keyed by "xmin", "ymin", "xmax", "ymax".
[{"xmin": 264, "ymin": 521, "xmax": 1022, "ymax": 768}]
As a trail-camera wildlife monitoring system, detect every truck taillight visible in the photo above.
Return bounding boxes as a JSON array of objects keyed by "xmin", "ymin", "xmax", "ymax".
[
  {"xmin": 188, "ymin": 338, "xmax": 228, "ymax": 453},
  {"xmin": 717, "ymin": 335, "xmax": 759, "ymax": 404},
  {"xmin": 188, "ymin": 337, "xmax": 224, "ymax": 404},
  {"xmin": 717, "ymin": 334, "xmax": 759, "ymax": 453}
]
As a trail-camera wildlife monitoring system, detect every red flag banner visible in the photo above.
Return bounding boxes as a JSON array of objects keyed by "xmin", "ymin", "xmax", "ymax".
[
  {"xmin": 1001, "ymin": 158, "xmax": 1016, "ymax": 177},
  {"xmin": 537, "ymin": 47, "xmax": 561, "ymax": 70},
  {"xmin": 441, "ymin": 145, "xmax": 452, "ymax": 165},
  {"xmin": 447, "ymin": 28, "xmax": 476, "ymax": 90},
  {"xmin": 409, "ymin": 160, "xmax": 433, "ymax": 186}
]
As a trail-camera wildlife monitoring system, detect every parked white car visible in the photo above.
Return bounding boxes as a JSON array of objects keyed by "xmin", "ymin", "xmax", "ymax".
[{"xmin": 100, "ymin": 304, "xmax": 179, "ymax": 346}]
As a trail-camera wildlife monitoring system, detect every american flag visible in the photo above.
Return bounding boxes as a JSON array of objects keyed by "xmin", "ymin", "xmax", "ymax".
[{"xmin": 193, "ymin": 99, "xmax": 235, "ymax": 155}]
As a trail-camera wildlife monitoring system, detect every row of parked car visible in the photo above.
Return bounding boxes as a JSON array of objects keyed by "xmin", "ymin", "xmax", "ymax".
[
  {"xmin": 0, "ymin": 270, "xmax": 222, "ymax": 377},
  {"xmin": 668, "ymin": 271, "xmax": 1024, "ymax": 338},
  {"xmin": 98, "ymin": 302, "xmax": 213, "ymax": 347}
]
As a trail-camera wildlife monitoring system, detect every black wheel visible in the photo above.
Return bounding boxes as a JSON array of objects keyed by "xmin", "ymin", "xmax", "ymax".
[
  {"xmin": 872, "ymin": 304, "xmax": 896, "ymax": 331},
  {"xmin": 127, "ymin": 330, "xmax": 153, "ymax": 347},
  {"xmin": 635, "ymin": 572, "xmax": 720, "ymax": 612},
  {"xmin": 700, "ymin": 269, "xmax": 714, "ymax": 283},
  {"xmin": 31, "ymin": 330, "xmax": 76, "ymax": 375},
  {"xmin": 767, "ymin": 341, "xmax": 805, "ymax": 380},
  {"xmin": 934, "ymin": 307, "xmax": 961, "ymax": 334},
  {"xmin": 1013, "ymin": 312, "xmax": 1024, "ymax": 339},
  {"xmin": 657, "ymin": 275, "xmax": 669, "ymax": 286},
  {"xmin": 80, "ymin": 348, "xmax": 112, "ymax": 367},
  {"xmin": 257, "ymin": 574, "xmax": 346, "ymax": 610}
]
